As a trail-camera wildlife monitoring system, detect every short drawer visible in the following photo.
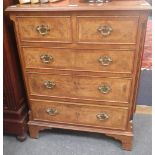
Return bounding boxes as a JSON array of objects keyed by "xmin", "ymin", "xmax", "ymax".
[
  {"xmin": 77, "ymin": 16, "xmax": 138, "ymax": 44},
  {"xmin": 30, "ymin": 99, "xmax": 128, "ymax": 130},
  {"xmin": 17, "ymin": 16, "xmax": 72, "ymax": 42},
  {"xmin": 27, "ymin": 73, "xmax": 131, "ymax": 103},
  {"xmin": 23, "ymin": 47, "xmax": 134, "ymax": 74}
]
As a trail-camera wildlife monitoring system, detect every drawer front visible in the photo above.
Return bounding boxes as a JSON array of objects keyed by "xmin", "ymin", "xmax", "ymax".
[
  {"xmin": 74, "ymin": 49, "xmax": 134, "ymax": 74},
  {"xmin": 77, "ymin": 16, "xmax": 138, "ymax": 44},
  {"xmin": 31, "ymin": 99, "xmax": 128, "ymax": 130},
  {"xmin": 17, "ymin": 16, "xmax": 72, "ymax": 42},
  {"xmin": 23, "ymin": 48, "xmax": 134, "ymax": 74},
  {"xmin": 22, "ymin": 48, "xmax": 73, "ymax": 69},
  {"xmin": 27, "ymin": 73, "xmax": 131, "ymax": 103}
]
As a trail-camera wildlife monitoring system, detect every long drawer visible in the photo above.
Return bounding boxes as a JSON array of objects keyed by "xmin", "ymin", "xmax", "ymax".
[
  {"xmin": 30, "ymin": 99, "xmax": 128, "ymax": 130},
  {"xmin": 22, "ymin": 47, "xmax": 134, "ymax": 74},
  {"xmin": 77, "ymin": 16, "xmax": 139, "ymax": 44},
  {"xmin": 27, "ymin": 73, "xmax": 131, "ymax": 103}
]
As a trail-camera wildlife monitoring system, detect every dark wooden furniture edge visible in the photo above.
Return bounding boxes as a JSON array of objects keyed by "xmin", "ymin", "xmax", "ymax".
[
  {"xmin": 4, "ymin": 0, "xmax": 28, "ymax": 141},
  {"xmin": 4, "ymin": 104, "xmax": 28, "ymax": 141}
]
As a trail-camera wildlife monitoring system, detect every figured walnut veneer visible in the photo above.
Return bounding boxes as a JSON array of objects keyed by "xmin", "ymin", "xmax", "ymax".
[{"xmin": 6, "ymin": 0, "xmax": 151, "ymax": 150}]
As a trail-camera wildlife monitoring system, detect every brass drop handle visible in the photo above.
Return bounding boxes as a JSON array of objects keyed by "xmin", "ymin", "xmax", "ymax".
[
  {"xmin": 96, "ymin": 112, "xmax": 109, "ymax": 121},
  {"xmin": 36, "ymin": 25, "xmax": 50, "ymax": 36},
  {"xmin": 98, "ymin": 84, "xmax": 111, "ymax": 94},
  {"xmin": 40, "ymin": 54, "xmax": 54, "ymax": 64},
  {"xmin": 44, "ymin": 81, "xmax": 56, "ymax": 89},
  {"xmin": 46, "ymin": 108, "xmax": 58, "ymax": 116},
  {"xmin": 97, "ymin": 25, "xmax": 112, "ymax": 36},
  {"xmin": 98, "ymin": 56, "xmax": 112, "ymax": 66}
]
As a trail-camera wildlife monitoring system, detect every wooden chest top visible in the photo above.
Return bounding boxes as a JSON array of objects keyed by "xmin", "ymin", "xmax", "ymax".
[{"xmin": 6, "ymin": 0, "xmax": 151, "ymax": 12}]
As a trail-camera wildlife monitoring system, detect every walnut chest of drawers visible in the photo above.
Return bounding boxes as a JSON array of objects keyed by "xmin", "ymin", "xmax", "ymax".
[{"xmin": 6, "ymin": 0, "xmax": 151, "ymax": 150}]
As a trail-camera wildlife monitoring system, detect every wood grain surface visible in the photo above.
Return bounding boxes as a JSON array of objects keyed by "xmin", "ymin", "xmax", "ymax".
[
  {"xmin": 17, "ymin": 16, "xmax": 72, "ymax": 42},
  {"xmin": 77, "ymin": 16, "xmax": 138, "ymax": 44},
  {"xmin": 22, "ymin": 47, "xmax": 134, "ymax": 74},
  {"xmin": 27, "ymin": 73, "xmax": 132, "ymax": 103},
  {"xmin": 30, "ymin": 99, "xmax": 129, "ymax": 130},
  {"xmin": 6, "ymin": 0, "xmax": 151, "ymax": 150}
]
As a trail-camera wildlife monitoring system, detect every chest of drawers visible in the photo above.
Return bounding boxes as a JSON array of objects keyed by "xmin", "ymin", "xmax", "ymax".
[{"xmin": 6, "ymin": 0, "xmax": 151, "ymax": 150}]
